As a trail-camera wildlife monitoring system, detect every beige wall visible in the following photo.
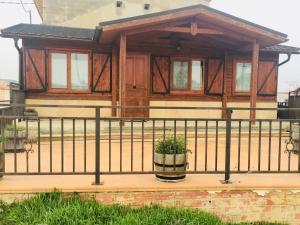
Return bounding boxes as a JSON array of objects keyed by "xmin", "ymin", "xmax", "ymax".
[
  {"xmin": 42, "ymin": 0, "xmax": 210, "ymax": 28},
  {"xmin": 25, "ymin": 99, "xmax": 112, "ymax": 118},
  {"xmin": 25, "ymin": 99, "xmax": 277, "ymax": 120},
  {"xmin": 150, "ymin": 101, "xmax": 222, "ymax": 119}
]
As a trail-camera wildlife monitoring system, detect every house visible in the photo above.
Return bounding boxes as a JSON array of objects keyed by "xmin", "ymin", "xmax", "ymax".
[{"xmin": 1, "ymin": 1, "xmax": 299, "ymax": 119}]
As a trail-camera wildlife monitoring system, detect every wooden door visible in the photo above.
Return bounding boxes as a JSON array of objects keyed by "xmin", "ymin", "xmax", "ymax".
[{"xmin": 125, "ymin": 53, "xmax": 149, "ymax": 117}]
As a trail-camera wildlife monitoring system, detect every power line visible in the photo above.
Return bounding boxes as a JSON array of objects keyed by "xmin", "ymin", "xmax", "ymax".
[
  {"xmin": 0, "ymin": 1, "xmax": 34, "ymax": 4},
  {"xmin": 19, "ymin": 0, "xmax": 32, "ymax": 24}
]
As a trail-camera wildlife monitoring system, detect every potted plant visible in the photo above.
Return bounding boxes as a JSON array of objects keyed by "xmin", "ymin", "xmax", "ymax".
[
  {"xmin": 4, "ymin": 125, "xmax": 26, "ymax": 152},
  {"xmin": 154, "ymin": 135, "xmax": 190, "ymax": 182},
  {"xmin": 0, "ymin": 136, "xmax": 4, "ymax": 178}
]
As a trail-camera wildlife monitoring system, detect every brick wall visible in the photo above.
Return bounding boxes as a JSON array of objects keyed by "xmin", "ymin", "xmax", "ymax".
[{"xmin": 1, "ymin": 189, "xmax": 300, "ymax": 225}]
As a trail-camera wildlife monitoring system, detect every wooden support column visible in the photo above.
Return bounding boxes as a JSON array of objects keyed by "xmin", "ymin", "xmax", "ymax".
[
  {"xmin": 111, "ymin": 47, "xmax": 118, "ymax": 116},
  {"xmin": 250, "ymin": 40, "xmax": 260, "ymax": 120},
  {"xmin": 222, "ymin": 51, "xmax": 230, "ymax": 119},
  {"xmin": 119, "ymin": 33, "xmax": 127, "ymax": 118}
]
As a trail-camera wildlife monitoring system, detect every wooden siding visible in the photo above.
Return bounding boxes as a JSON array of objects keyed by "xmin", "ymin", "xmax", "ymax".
[
  {"xmin": 24, "ymin": 48, "xmax": 46, "ymax": 91},
  {"xmin": 22, "ymin": 39, "xmax": 279, "ymax": 103}
]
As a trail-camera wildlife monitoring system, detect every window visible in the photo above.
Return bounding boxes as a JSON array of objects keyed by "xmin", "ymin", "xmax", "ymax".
[
  {"xmin": 173, "ymin": 61, "xmax": 189, "ymax": 90},
  {"xmin": 51, "ymin": 53, "xmax": 67, "ymax": 89},
  {"xmin": 235, "ymin": 62, "xmax": 251, "ymax": 92},
  {"xmin": 191, "ymin": 61, "xmax": 202, "ymax": 90},
  {"xmin": 172, "ymin": 59, "xmax": 204, "ymax": 92},
  {"xmin": 71, "ymin": 53, "xmax": 88, "ymax": 89},
  {"xmin": 50, "ymin": 51, "xmax": 89, "ymax": 91}
]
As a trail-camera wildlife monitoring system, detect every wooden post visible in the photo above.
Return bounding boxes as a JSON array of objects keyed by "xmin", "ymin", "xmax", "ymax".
[
  {"xmin": 119, "ymin": 33, "xmax": 127, "ymax": 118},
  {"xmin": 250, "ymin": 40, "xmax": 260, "ymax": 120},
  {"xmin": 222, "ymin": 51, "xmax": 229, "ymax": 119},
  {"xmin": 112, "ymin": 47, "xmax": 118, "ymax": 117}
]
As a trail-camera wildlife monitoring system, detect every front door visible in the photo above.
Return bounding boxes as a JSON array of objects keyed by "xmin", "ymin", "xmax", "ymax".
[{"xmin": 125, "ymin": 53, "xmax": 149, "ymax": 118}]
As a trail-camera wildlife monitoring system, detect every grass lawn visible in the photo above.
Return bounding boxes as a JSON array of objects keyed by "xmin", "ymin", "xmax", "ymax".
[{"xmin": 0, "ymin": 192, "xmax": 285, "ymax": 225}]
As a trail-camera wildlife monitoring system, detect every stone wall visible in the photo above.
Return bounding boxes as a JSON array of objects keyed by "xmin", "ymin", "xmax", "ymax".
[
  {"xmin": 42, "ymin": 0, "xmax": 210, "ymax": 28},
  {"xmin": 1, "ymin": 189, "xmax": 299, "ymax": 224}
]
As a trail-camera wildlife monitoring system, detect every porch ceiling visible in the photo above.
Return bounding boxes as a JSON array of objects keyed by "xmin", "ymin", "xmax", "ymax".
[{"xmin": 98, "ymin": 4, "xmax": 288, "ymax": 47}]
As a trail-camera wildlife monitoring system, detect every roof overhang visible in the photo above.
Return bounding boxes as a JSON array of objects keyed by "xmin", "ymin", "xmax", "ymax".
[
  {"xmin": 0, "ymin": 23, "xmax": 99, "ymax": 42},
  {"xmin": 98, "ymin": 4, "xmax": 288, "ymax": 47}
]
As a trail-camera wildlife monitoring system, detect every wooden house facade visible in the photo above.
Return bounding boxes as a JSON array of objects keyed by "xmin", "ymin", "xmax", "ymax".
[{"xmin": 1, "ymin": 4, "xmax": 299, "ymax": 119}]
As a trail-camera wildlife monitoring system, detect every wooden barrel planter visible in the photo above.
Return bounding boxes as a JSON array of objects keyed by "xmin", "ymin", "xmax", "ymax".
[
  {"xmin": 154, "ymin": 153, "xmax": 187, "ymax": 181},
  {"xmin": 154, "ymin": 135, "xmax": 190, "ymax": 182},
  {"xmin": 4, "ymin": 126, "xmax": 26, "ymax": 153}
]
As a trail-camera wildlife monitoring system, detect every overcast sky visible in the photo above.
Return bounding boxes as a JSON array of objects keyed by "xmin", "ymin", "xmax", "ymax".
[{"xmin": 0, "ymin": 0, "xmax": 299, "ymax": 91}]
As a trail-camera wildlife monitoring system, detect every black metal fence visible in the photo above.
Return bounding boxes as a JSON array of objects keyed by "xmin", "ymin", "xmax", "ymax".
[{"xmin": 0, "ymin": 104, "xmax": 300, "ymax": 185}]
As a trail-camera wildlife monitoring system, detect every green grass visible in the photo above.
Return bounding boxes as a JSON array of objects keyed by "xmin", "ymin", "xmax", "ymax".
[{"xmin": 0, "ymin": 192, "xmax": 285, "ymax": 225}]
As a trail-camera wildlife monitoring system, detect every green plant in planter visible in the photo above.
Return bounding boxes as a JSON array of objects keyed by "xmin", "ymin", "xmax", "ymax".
[
  {"xmin": 0, "ymin": 136, "xmax": 5, "ymax": 143},
  {"xmin": 4, "ymin": 125, "xmax": 25, "ymax": 132},
  {"xmin": 155, "ymin": 135, "xmax": 191, "ymax": 154}
]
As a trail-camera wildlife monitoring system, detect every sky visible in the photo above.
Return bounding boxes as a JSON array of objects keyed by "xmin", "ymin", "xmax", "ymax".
[{"xmin": 0, "ymin": 0, "xmax": 299, "ymax": 91}]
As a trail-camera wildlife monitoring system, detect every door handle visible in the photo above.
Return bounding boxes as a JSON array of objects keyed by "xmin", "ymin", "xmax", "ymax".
[{"xmin": 133, "ymin": 85, "xmax": 137, "ymax": 89}]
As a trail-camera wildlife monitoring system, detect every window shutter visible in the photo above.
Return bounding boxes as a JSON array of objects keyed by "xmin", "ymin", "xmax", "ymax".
[
  {"xmin": 206, "ymin": 59, "xmax": 224, "ymax": 95},
  {"xmin": 92, "ymin": 53, "xmax": 112, "ymax": 93},
  {"xmin": 257, "ymin": 61, "xmax": 277, "ymax": 96},
  {"xmin": 151, "ymin": 56, "xmax": 170, "ymax": 94},
  {"xmin": 24, "ymin": 48, "xmax": 47, "ymax": 92}
]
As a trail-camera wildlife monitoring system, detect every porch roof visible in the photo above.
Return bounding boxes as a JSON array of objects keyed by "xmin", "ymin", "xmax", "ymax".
[
  {"xmin": 98, "ymin": 4, "xmax": 288, "ymax": 47},
  {"xmin": 0, "ymin": 23, "xmax": 98, "ymax": 42}
]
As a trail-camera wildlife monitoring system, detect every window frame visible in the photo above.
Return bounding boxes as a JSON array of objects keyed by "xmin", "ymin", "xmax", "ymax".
[
  {"xmin": 48, "ymin": 49, "xmax": 91, "ymax": 93},
  {"xmin": 171, "ymin": 57, "xmax": 205, "ymax": 95},
  {"xmin": 233, "ymin": 59, "xmax": 252, "ymax": 96}
]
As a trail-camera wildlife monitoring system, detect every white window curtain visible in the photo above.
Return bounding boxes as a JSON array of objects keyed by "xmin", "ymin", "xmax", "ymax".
[
  {"xmin": 173, "ymin": 61, "xmax": 188, "ymax": 89},
  {"xmin": 71, "ymin": 53, "xmax": 89, "ymax": 90},
  {"xmin": 51, "ymin": 53, "xmax": 67, "ymax": 88},
  {"xmin": 236, "ymin": 62, "xmax": 251, "ymax": 92},
  {"xmin": 191, "ymin": 60, "xmax": 202, "ymax": 90}
]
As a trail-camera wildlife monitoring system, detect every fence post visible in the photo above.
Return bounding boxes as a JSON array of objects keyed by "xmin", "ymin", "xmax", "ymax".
[
  {"xmin": 93, "ymin": 106, "xmax": 103, "ymax": 185},
  {"xmin": 223, "ymin": 108, "xmax": 233, "ymax": 184}
]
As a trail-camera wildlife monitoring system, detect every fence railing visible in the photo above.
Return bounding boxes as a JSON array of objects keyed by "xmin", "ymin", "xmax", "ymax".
[{"xmin": 0, "ymin": 104, "xmax": 299, "ymax": 185}]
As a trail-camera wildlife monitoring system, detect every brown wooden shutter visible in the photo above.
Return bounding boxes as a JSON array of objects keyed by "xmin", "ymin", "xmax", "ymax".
[
  {"xmin": 151, "ymin": 56, "xmax": 170, "ymax": 94},
  {"xmin": 24, "ymin": 48, "xmax": 46, "ymax": 91},
  {"xmin": 92, "ymin": 53, "xmax": 112, "ymax": 93},
  {"xmin": 257, "ymin": 61, "xmax": 277, "ymax": 96},
  {"xmin": 206, "ymin": 59, "xmax": 224, "ymax": 95}
]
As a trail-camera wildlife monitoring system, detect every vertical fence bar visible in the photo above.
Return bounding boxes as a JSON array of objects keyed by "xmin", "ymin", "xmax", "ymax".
[
  {"xmin": 37, "ymin": 118, "xmax": 41, "ymax": 173},
  {"xmin": 194, "ymin": 120, "xmax": 198, "ymax": 171},
  {"xmin": 238, "ymin": 120, "xmax": 241, "ymax": 171},
  {"xmin": 72, "ymin": 119, "xmax": 75, "ymax": 173},
  {"xmin": 268, "ymin": 120, "xmax": 272, "ymax": 171},
  {"xmin": 84, "ymin": 119, "xmax": 87, "ymax": 173},
  {"xmin": 278, "ymin": 121, "xmax": 282, "ymax": 172},
  {"xmin": 61, "ymin": 118, "xmax": 64, "ymax": 173},
  {"xmin": 152, "ymin": 120, "xmax": 155, "ymax": 171},
  {"xmin": 142, "ymin": 120, "xmax": 144, "ymax": 172},
  {"xmin": 108, "ymin": 120, "xmax": 111, "ymax": 173},
  {"xmin": 131, "ymin": 120, "xmax": 133, "ymax": 172},
  {"xmin": 120, "ymin": 118, "xmax": 123, "ymax": 172},
  {"xmin": 94, "ymin": 107, "xmax": 101, "ymax": 185},
  {"xmin": 248, "ymin": 121, "xmax": 252, "ymax": 171},
  {"xmin": 173, "ymin": 120, "xmax": 177, "ymax": 171},
  {"xmin": 13, "ymin": 119, "xmax": 17, "ymax": 173},
  {"xmin": 205, "ymin": 120, "xmax": 208, "ymax": 171},
  {"xmin": 215, "ymin": 120, "xmax": 219, "ymax": 172},
  {"xmin": 184, "ymin": 120, "xmax": 187, "ymax": 171},
  {"xmin": 49, "ymin": 118, "xmax": 52, "ymax": 173},
  {"xmin": 258, "ymin": 121, "xmax": 262, "ymax": 171},
  {"xmin": 224, "ymin": 109, "xmax": 232, "ymax": 183}
]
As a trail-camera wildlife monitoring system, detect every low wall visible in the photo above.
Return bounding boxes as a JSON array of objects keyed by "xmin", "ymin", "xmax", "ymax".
[
  {"xmin": 25, "ymin": 99, "xmax": 112, "ymax": 117},
  {"xmin": 150, "ymin": 101, "xmax": 277, "ymax": 119},
  {"xmin": 1, "ymin": 189, "xmax": 299, "ymax": 225}
]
